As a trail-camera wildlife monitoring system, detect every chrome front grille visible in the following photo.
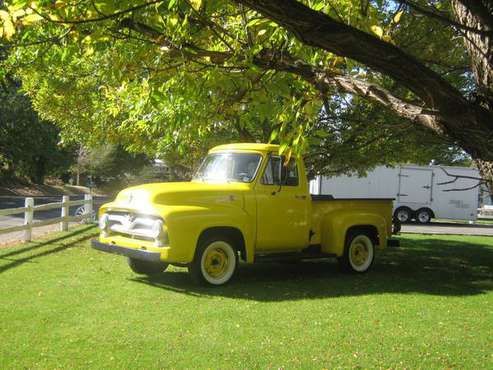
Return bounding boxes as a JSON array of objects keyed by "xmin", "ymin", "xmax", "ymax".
[{"xmin": 105, "ymin": 211, "xmax": 161, "ymax": 241}]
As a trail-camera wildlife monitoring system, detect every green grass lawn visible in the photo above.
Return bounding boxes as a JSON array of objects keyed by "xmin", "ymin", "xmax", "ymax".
[{"xmin": 1, "ymin": 227, "xmax": 492, "ymax": 369}]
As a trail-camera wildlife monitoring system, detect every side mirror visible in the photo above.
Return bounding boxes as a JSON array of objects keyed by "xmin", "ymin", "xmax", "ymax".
[{"xmin": 280, "ymin": 162, "xmax": 289, "ymax": 185}]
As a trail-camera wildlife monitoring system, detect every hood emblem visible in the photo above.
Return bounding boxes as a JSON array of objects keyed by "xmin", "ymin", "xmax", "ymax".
[{"xmin": 124, "ymin": 214, "xmax": 136, "ymax": 228}]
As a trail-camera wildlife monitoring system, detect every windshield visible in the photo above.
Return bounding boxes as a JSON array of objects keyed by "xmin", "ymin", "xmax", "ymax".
[{"xmin": 194, "ymin": 153, "xmax": 262, "ymax": 183}]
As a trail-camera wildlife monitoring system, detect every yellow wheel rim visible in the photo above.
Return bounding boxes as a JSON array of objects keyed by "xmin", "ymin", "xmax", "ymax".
[
  {"xmin": 350, "ymin": 239, "xmax": 370, "ymax": 267},
  {"xmin": 203, "ymin": 246, "xmax": 229, "ymax": 279}
]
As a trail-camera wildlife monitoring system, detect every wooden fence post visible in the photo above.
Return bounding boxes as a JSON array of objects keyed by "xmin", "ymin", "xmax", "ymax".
[
  {"xmin": 60, "ymin": 195, "xmax": 69, "ymax": 231},
  {"xmin": 84, "ymin": 194, "xmax": 93, "ymax": 222},
  {"xmin": 23, "ymin": 197, "xmax": 34, "ymax": 242}
]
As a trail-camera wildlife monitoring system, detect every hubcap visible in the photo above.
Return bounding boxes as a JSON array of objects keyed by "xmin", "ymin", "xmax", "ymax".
[
  {"xmin": 350, "ymin": 241, "xmax": 369, "ymax": 267},
  {"xmin": 204, "ymin": 247, "xmax": 229, "ymax": 278},
  {"xmin": 418, "ymin": 212, "xmax": 430, "ymax": 223}
]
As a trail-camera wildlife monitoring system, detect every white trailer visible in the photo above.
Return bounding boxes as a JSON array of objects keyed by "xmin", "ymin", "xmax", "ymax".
[{"xmin": 310, "ymin": 165, "xmax": 481, "ymax": 223}]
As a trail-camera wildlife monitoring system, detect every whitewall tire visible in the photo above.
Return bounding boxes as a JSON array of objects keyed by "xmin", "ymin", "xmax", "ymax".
[{"xmin": 189, "ymin": 237, "xmax": 238, "ymax": 286}]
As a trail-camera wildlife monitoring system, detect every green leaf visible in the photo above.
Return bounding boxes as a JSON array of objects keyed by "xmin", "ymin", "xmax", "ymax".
[
  {"xmin": 246, "ymin": 18, "xmax": 262, "ymax": 27},
  {"xmin": 189, "ymin": 0, "xmax": 202, "ymax": 11},
  {"xmin": 370, "ymin": 25, "xmax": 383, "ymax": 38},
  {"xmin": 22, "ymin": 13, "xmax": 43, "ymax": 25},
  {"xmin": 169, "ymin": 15, "xmax": 179, "ymax": 27},
  {"xmin": 269, "ymin": 129, "xmax": 278, "ymax": 143},
  {"xmin": 0, "ymin": 11, "xmax": 15, "ymax": 39},
  {"xmin": 393, "ymin": 11, "xmax": 403, "ymax": 24},
  {"xmin": 168, "ymin": 0, "xmax": 177, "ymax": 10},
  {"xmin": 315, "ymin": 129, "xmax": 330, "ymax": 138}
]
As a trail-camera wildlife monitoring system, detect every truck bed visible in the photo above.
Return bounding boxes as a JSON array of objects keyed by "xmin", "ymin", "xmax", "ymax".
[{"xmin": 310, "ymin": 197, "xmax": 394, "ymax": 251}]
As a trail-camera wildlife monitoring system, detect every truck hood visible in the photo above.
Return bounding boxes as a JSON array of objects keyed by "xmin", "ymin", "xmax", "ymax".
[{"xmin": 111, "ymin": 181, "xmax": 250, "ymax": 210}]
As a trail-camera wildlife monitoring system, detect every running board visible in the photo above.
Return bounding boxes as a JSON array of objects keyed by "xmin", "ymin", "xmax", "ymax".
[{"xmin": 254, "ymin": 245, "xmax": 336, "ymax": 263}]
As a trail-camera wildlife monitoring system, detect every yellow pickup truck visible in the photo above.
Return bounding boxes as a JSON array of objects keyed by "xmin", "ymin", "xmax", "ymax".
[{"xmin": 92, "ymin": 143, "xmax": 398, "ymax": 285}]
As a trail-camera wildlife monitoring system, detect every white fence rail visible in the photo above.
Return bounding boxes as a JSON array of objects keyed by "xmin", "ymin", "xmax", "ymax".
[{"xmin": 0, "ymin": 194, "xmax": 94, "ymax": 242}]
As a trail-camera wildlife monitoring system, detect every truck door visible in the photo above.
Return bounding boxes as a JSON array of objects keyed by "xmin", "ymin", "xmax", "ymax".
[
  {"xmin": 255, "ymin": 156, "xmax": 310, "ymax": 251},
  {"xmin": 398, "ymin": 167, "xmax": 433, "ymax": 204}
]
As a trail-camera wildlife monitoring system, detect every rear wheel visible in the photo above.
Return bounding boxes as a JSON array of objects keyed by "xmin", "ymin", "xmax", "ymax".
[
  {"xmin": 127, "ymin": 258, "xmax": 168, "ymax": 275},
  {"xmin": 339, "ymin": 232, "xmax": 375, "ymax": 273},
  {"xmin": 394, "ymin": 207, "xmax": 412, "ymax": 224},
  {"xmin": 416, "ymin": 208, "xmax": 432, "ymax": 224},
  {"xmin": 189, "ymin": 236, "xmax": 238, "ymax": 286}
]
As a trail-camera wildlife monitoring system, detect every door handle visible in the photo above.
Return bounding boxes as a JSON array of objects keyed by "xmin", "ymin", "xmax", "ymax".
[{"xmin": 295, "ymin": 195, "xmax": 307, "ymax": 200}]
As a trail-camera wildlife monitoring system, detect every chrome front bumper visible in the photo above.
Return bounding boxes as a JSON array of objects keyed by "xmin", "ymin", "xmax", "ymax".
[{"xmin": 91, "ymin": 239, "xmax": 162, "ymax": 262}]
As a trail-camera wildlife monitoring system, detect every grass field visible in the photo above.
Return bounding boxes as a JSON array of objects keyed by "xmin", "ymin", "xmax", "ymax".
[{"xmin": 1, "ymin": 227, "xmax": 492, "ymax": 368}]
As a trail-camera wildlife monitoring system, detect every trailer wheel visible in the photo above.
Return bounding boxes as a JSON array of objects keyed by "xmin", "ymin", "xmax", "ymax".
[
  {"xmin": 416, "ymin": 208, "xmax": 433, "ymax": 224},
  {"xmin": 339, "ymin": 231, "xmax": 375, "ymax": 273},
  {"xmin": 394, "ymin": 207, "xmax": 412, "ymax": 223},
  {"xmin": 127, "ymin": 258, "xmax": 168, "ymax": 275},
  {"xmin": 189, "ymin": 235, "xmax": 238, "ymax": 286}
]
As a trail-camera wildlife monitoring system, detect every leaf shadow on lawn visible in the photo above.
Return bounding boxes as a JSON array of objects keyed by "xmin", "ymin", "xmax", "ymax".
[
  {"xmin": 130, "ymin": 237, "xmax": 493, "ymax": 301},
  {"xmin": 0, "ymin": 225, "xmax": 97, "ymax": 274}
]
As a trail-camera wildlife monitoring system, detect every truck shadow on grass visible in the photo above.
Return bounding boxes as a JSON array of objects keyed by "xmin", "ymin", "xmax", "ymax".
[{"xmin": 131, "ymin": 237, "xmax": 493, "ymax": 301}]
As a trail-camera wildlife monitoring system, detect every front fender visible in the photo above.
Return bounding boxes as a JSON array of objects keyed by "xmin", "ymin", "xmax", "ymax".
[
  {"xmin": 320, "ymin": 210, "xmax": 389, "ymax": 256},
  {"xmin": 160, "ymin": 204, "xmax": 254, "ymax": 263}
]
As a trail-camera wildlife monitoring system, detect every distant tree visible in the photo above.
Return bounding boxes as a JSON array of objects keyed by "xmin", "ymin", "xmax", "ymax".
[
  {"xmin": 78, "ymin": 144, "xmax": 149, "ymax": 185},
  {"xmin": 0, "ymin": 78, "xmax": 75, "ymax": 184}
]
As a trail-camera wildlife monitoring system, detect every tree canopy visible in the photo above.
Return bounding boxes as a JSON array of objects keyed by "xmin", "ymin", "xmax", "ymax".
[{"xmin": 0, "ymin": 0, "xmax": 491, "ymax": 188}]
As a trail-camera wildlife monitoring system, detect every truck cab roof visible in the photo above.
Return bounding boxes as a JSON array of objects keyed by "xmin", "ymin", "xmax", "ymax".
[{"xmin": 210, "ymin": 143, "xmax": 280, "ymax": 154}]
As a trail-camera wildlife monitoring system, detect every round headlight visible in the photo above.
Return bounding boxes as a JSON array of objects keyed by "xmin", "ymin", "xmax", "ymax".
[
  {"xmin": 151, "ymin": 219, "xmax": 164, "ymax": 239},
  {"xmin": 99, "ymin": 214, "xmax": 109, "ymax": 231}
]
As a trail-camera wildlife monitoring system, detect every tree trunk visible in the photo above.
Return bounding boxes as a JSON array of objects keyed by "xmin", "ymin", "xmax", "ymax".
[
  {"xmin": 452, "ymin": 1, "xmax": 493, "ymax": 112},
  {"xmin": 475, "ymin": 159, "xmax": 493, "ymax": 197}
]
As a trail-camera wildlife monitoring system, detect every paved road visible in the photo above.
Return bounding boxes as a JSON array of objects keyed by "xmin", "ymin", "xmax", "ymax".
[
  {"xmin": 0, "ymin": 196, "xmax": 108, "ymax": 245},
  {"xmin": 402, "ymin": 222, "xmax": 493, "ymax": 236}
]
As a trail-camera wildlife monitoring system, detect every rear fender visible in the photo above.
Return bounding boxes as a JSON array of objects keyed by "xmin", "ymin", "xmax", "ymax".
[{"xmin": 320, "ymin": 211, "xmax": 388, "ymax": 256}]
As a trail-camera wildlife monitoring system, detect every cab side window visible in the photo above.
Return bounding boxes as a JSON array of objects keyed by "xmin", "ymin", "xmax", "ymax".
[
  {"xmin": 284, "ymin": 159, "xmax": 299, "ymax": 186},
  {"xmin": 262, "ymin": 156, "xmax": 299, "ymax": 186},
  {"xmin": 262, "ymin": 156, "xmax": 281, "ymax": 185}
]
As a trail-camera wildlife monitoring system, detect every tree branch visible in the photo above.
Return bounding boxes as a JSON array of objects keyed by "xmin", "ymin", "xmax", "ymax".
[
  {"xmin": 231, "ymin": 0, "xmax": 493, "ymax": 161},
  {"xmin": 436, "ymin": 166, "xmax": 485, "ymax": 192},
  {"xmin": 400, "ymin": 0, "xmax": 493, "ymax": 37},
  {"xmin": 118, "ymin": 16, "xmax": 448, "ymax": 137}
]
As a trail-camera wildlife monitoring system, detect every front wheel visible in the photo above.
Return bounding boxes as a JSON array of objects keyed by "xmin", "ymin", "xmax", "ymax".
[
  {"xmin": 127, "ymin": 258, "xmax": 168, "ymax": 275},
  {"xmin": 339, "ymin": 232, "xmax": 375, "ymax": 273},
  {"xmin": 189, "ymin": 236, "xmax": 238, "ymax": 286}
]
